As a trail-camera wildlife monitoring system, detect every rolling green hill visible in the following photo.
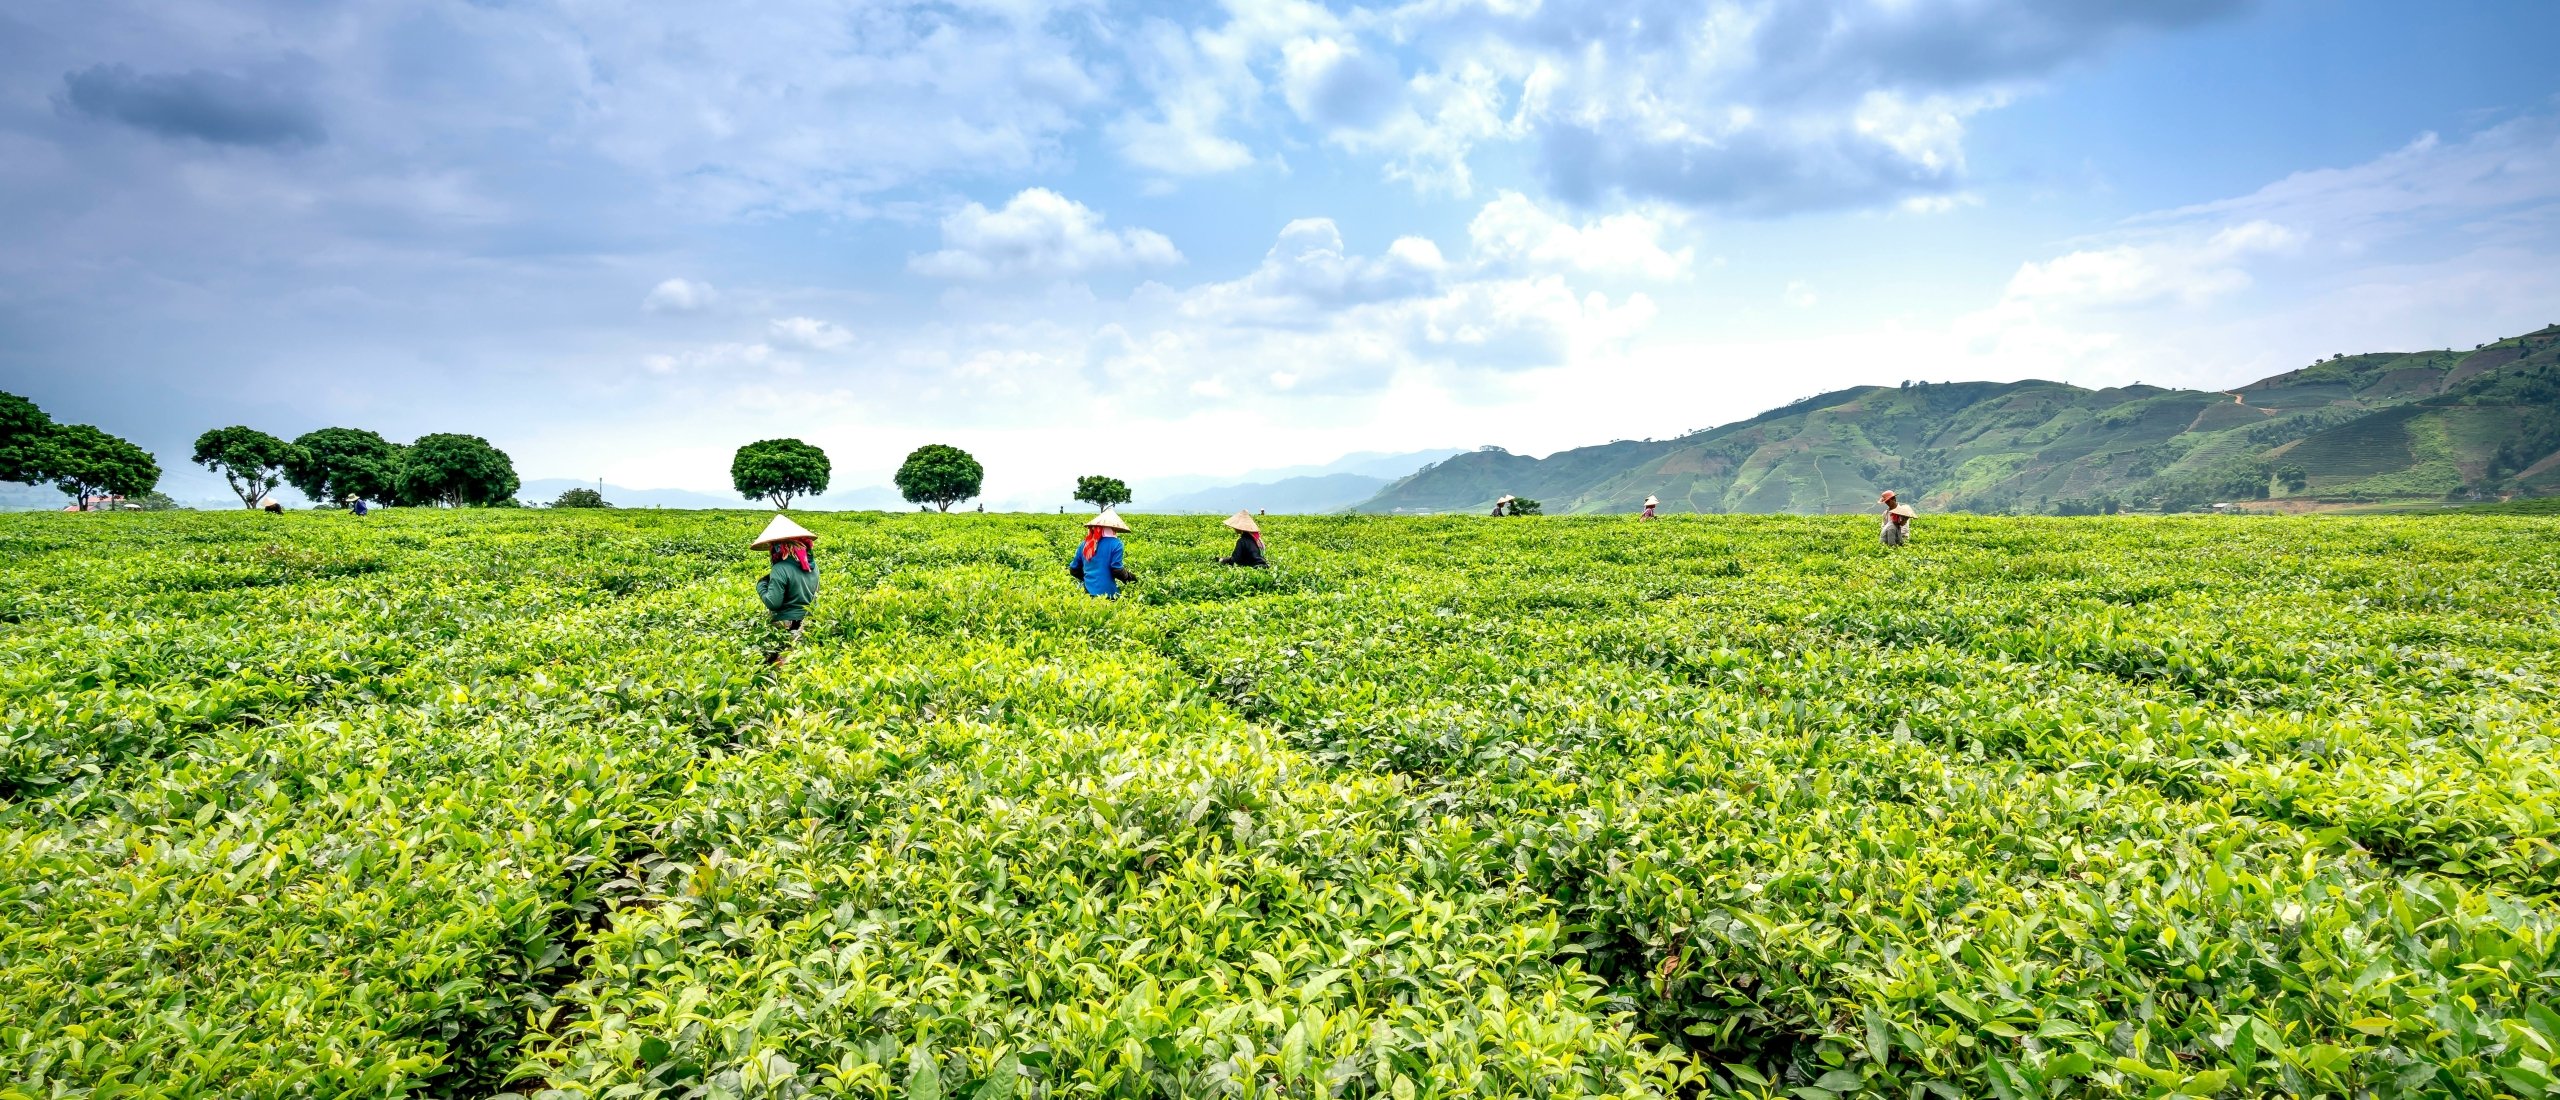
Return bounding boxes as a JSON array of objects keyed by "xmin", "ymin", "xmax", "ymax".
[{"xmin": 1358, "ymin": 324, "xmax": 2560, "ymax": 514}]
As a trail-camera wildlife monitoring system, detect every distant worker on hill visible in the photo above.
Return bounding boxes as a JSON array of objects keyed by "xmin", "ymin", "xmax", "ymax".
[
  {"xmin": 1490, "ymin": 494, "xmax": 1514, "ymax": 517},
  {"xmin": 1218, "ymin": 510, "xmax": 1267, "ymax": 567},
  {"xmin": 345, "ymin": 496, "xmax": 369, "ymax": 516},
  {"xmin": 1879, "ymin": 491, "xmax": 1914, "ymax": 547},
  {"xmin": 1068, "ymin": 509, "xmax": 1136, "ymax": 597},
  {"xmin": 1641, "ymin": 495, "xmax": 1658, "ymax": 520},
  {"xmin": 752, "ymin": 514, "xmax": 820, "ymax": 664}
]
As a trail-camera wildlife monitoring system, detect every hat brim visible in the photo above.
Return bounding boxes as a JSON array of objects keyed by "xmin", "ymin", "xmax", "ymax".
[{"xmin": 750, "ymin": 515, "xmax": 819, "ymax": 547}]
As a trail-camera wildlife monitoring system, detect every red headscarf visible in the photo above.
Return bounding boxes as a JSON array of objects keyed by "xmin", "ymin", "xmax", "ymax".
[
  {"xmin": 1079, "ymin": 525, "xmax": 1111, "ymax": 561},
  {"xmin": 770, "ymin": 537, "xmax": 813, "ymax": 572}
]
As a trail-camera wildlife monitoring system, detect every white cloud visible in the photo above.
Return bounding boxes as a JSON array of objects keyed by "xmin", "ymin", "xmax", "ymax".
[
  {"xmin": 1783, "ymin": 281, "xmax": 1817, "ymax": 308},
  {"xmin": 910, "ymin": 189, "xmax": 1183, "ymax": 280},
  {"xmin": 643, "ymin": 278, "xmax": 718, "ymax": 313},
  {"xmin": 1108, "ymin": 4, "xmax": 1343, "ymax": 179},
  {"xmin": 1219, "ymin": 0, "xmax": 2246, "ymax": 212},
  {"xmin": 2004, "ymin": 220, "xmax": 2300, "ymax": 309},
  {"xmin": 768, "ymin": 316, "xmax": 853, "ymax": 351},
  {"xmin": 1951, "ymin": 115, "xmax": 2560, "ymax": 387},
  {"xmin": 640, "ymin": 341, "xmax": 779, "ymax": 376},
  {"xmin": 1467, "ymin": 192, "xmax": 1692, "ymax": 279}
]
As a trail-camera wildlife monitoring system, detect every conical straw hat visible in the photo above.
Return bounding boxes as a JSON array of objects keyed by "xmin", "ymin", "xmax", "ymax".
[
  {"xmin": 1495, "ymin": 494, "xmax": 1515, "ymax": 504},
  {"xmin": 1088, "ymin": 508, "xmax": 1130, "ymax": 532},
  {"xmin": 1890, "ymin": 503, "xmax": 1916, "ymax": 518},
  {"xmin": 1223, "ymin": 510, "xmax": 1260, "ymax": 534},
  {"xmin": 750, "ymin": 513, "xmax": 817, "ymax": 547},
  {"xmin": 1644, "ymin": 495, "xmax": 1658, "ymax": 507}
]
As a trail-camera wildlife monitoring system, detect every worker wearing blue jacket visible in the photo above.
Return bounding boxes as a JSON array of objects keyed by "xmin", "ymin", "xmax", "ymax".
[{"xmin": 1068, "ymin": 509, "xmax": 1136, "ymax": 597}]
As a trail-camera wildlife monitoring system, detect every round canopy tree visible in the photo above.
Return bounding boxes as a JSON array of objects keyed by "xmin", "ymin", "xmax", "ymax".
[
  {"xmin": 731, "ymin": 438, "xmax": 831, "ymax": 510},
  {"xmin": 395, "ymin": 433, "xmax": 519, "ymax": 507},
  {"xmin": 45, "ymin": 423, "xmax": 160, "ymax": 506},
  {"xmin": 895, "ymin": 444, "xmax": 982, "ymax": 512},
  {"xmin": 285, "ymin": 428, "xmax": 404, "ymax": 504},
  {"xmin": 192, "ymin": 426, "xmax": 302, "ymax": 509},
  {"xmin": 1, "ymin": 390, "xmax": 54, "ymax": 486},
  {"xmin": 552, "ymin": 487, "xmax": 611, "ymax": 508},
  {"xmin": 1072, "ymin": 475, "xmax": 1132, "ymax": 511}
]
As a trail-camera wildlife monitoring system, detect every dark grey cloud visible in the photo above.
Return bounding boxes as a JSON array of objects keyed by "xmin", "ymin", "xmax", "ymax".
[
  {"xmin": 1742, "ymin": 0, "xmax": 2253, "ymax": 99},
  {"xmin": 58, "ymin": 63, "xmax": 326, "ymax": 147},
  {"xmin": 1538, "ymin": 120, "xmax": 1961, "ymax": 216},
  {"xmin": 1297, "ymin": 48, "xmax": 1401, "ymax": 131}
]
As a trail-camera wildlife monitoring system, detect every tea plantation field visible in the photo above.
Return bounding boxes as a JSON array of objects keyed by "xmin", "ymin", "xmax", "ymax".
[{"xmin": 2, "ymin": 510, "xmax": 2555, "ymax": 1099}]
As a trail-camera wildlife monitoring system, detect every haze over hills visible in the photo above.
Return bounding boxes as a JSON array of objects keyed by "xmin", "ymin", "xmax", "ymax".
[
  {"xmin": 1130, "ymin": 448, "xmax": 1464, "ymax": 514},
  {"xmin": 1357, "ymin": 326, "xmax": 2560, "ymax": 515}
]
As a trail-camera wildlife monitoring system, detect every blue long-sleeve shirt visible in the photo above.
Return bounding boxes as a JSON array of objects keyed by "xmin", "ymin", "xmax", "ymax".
[{"xmin": 1070, "ymin": 536, "xmax": 1127, "ymax": 598}]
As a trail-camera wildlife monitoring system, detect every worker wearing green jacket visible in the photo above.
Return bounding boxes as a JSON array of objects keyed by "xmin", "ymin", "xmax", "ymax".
[{"xmin": 752, "ymin": 514, "xmax": 819, "ymax": 663}]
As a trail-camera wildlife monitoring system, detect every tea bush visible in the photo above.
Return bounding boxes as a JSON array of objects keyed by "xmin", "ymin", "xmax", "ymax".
[{"xmin": 0, "ymin": 509, "xmax": 2553, "ymax": 1098}]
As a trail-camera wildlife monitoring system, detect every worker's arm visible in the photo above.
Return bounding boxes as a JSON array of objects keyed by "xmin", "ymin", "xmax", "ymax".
[{"xmin": 758, "ymin": 566, "xmax": 790, "ymax": 614}]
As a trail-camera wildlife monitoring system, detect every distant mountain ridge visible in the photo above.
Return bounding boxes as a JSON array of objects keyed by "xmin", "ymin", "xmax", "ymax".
[
  {"xmin": 1132, "ymin": 447, "xmax": 1463, "ymax": 514},
  {"xmin": 1144, "ymin": 472, "xmax": 1392, "ymax": 514},
  {"xmin": 1356, "ymin": 325, "xmax": 2560, "ymax": 515}
]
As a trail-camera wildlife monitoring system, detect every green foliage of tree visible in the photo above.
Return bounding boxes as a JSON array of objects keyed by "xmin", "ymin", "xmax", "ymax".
[
  {"xmin": 730, "ymin": 439, "xmax": 831, "ymax": 510},
  {"xmin": 1504, "ymin": 497, "xmax": 1544, "ymax": 516},
  {"xmin": 0, "ymin": 390, "xmax": 54, "ymax": 486},
  {"xmin": 44, "ymin": 423, "xmax": 160, "ymax": 505},
  {"xmin": 285, "ymin": 428, "xmax": 404, "ymax": 504},
  {"xmin": 552, "ymin": 487, "xmax": 611, "ymax": 509},
  {"xmin": 2277, "ymin": 463, "xmax": 2311, "ymax": 494},
  {"xmin": 132, "ymin": 491, "xmax": 186, "ymax": 511},
  {"xmin": 1072, "ymin": 475, "xmax": 1132, "ymax": 510},
  {"xmin": 896, "ymin": 444, "xmax": 983, "ymax": 512},
  {"xmin": 192, "ymin": 426, "xmax": 302, "ymax": 509},
  {"xmin": 395, "ymin": 433, "xmax": 519, "ymax": 508}
]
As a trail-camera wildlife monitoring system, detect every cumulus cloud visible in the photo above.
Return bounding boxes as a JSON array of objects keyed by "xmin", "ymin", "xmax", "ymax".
[
  {"xmin": 1089, "ymin": 215, "xmax": 1657, "ymax": 396},
  {"xmin": 643, "ymin": 278, "xmax": 719, "ymax": 313},
  {"xmin": 1106, "ymin": 0, "xmax": 1372, "ymax": 180},
  {"xmin": 910, "ymin": 189, "xmax": 1183, "ymax": 280},
  {"xmin": 2004, "ymin": 220, "xmax": 2300, "ymax": 309},
  {"xmin": 58, "ymin": 63, "xmax": 326, "ymax": 147},
  {"xmin": 768, "ymin": 316, "xmax": 853, "ymax": 351},
  {"xmin": 1280, "ymin": 37, "xmax": 1403, "ymax": 130},
  {"xmin": 1176, "ymin": 0, "xmax": 2252, "ymax": 212},
  {"xmin": 1174, "ymin": 218, "xmax": 1446, "ymax": 324},
  {"xmin": 1467, "ymin": 192, "xmax": 1692, "ymax": 279}
]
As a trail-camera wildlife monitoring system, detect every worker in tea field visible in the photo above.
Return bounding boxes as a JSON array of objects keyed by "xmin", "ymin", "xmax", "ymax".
[
  {"xmin": 752, "ymin": 514, "xmax": 820, "ymax": 663},
  {"xmin": 1879, "ymin": 490, "xmax": 1914, "ymax": 547},
  {"xmin": 1641, "ymin": 495, "xmax": 1659, "ymax": 520},
  {"xmin": 1218, "ymin": 510, "xmax": 1267, "ymax": 567},
  {"xmin": 1069, "ymin": 508, "xmax": 1136, "ymax": 597},
  {"xmin": 1490, "ymin": 494, "xmax": 1514, "ymax": 517}
]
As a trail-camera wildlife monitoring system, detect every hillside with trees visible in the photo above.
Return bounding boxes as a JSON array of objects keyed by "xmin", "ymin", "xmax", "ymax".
[{"xmin": 1358, "ymin": 325, "xmax": 2560, "ymax": 514}]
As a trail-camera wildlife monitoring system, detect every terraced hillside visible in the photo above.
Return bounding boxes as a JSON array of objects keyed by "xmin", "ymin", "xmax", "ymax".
[
  {"xmin": 1359, "ymin": 325, "xmax": 2560, "ymax": 514},
  {"xmin": 3, "ymin": 508, "xmax": 2556, "ymax": 1098}
]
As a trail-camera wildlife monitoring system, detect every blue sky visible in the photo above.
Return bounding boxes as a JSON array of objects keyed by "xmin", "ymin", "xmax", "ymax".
[{"xmin": 3, "ymin": 0, "xmax": 2556, "ymax": 506}]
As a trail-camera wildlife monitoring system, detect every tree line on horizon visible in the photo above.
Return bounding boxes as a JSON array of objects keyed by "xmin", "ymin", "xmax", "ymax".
[
  {"xmin": 3, "ymin": 389, "xmax": 523, "ymax": 510},
  {"xmin": 2, "ymin": 395, "xmax": 1142, "ymax": 516}
]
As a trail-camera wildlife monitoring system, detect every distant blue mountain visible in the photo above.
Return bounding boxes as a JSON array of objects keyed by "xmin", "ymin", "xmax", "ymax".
[
  {"xmin": 1128, "ymin": 447, "xmax": 1462, "ymax": 514},
  {"xmin": 1142, "ymin": 472, "xmax": 1392, "ymax": 515}
]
